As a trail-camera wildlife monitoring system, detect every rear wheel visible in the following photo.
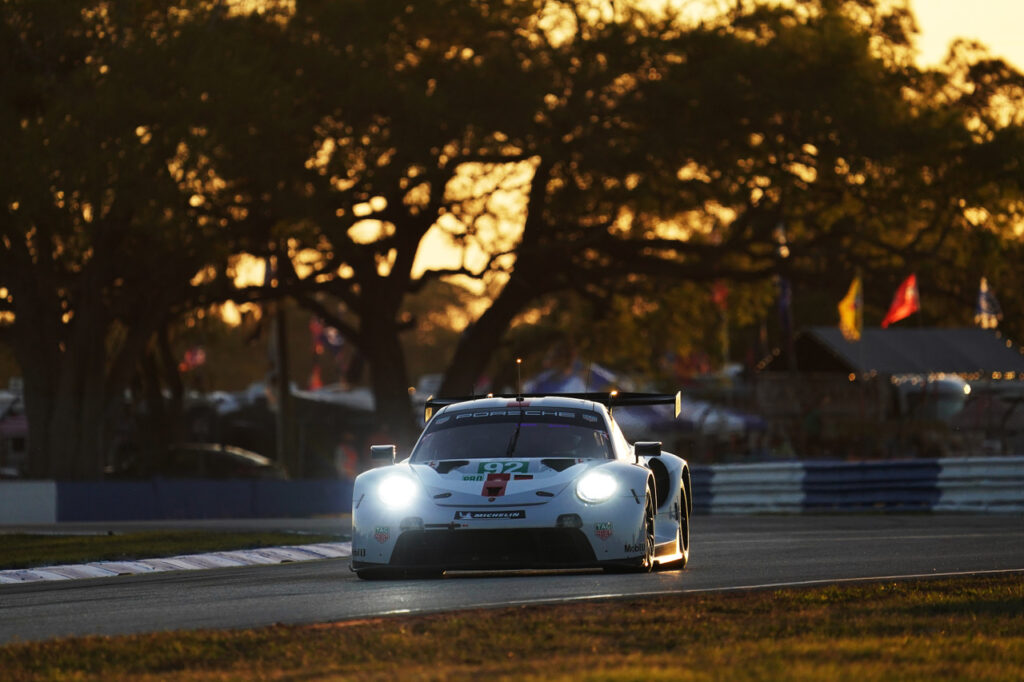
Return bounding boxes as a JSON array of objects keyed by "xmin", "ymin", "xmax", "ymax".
[{"xmin": 659, "ymin": 484, "xmax": 690, "ymax": 570}]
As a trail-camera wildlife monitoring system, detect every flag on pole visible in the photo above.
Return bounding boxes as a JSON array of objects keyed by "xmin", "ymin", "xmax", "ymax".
[
  {"xmin": 974, "ymin": 276, "xmax": 1003, "ymax": 329},
  {"xmin": 309, "ymin": 364, "xmax": 323, "ymax": 390},
  {"xmin": 881, "ymin": 274, "xmax": 919, "ymax": 328},
  {"xmin": 178, "ymin": 346, "xmax": 207, "ymax": 372},
  {"xmin": 711, "ymin": 281, "xmax": 729, "ymax": 311},
  {"xmin": 777, "ymin": 277, "xmax": 792, "ymax": 339},
  {"xmin": 838, "ymin": 276, "xmax": 863, "ymax": 341}
]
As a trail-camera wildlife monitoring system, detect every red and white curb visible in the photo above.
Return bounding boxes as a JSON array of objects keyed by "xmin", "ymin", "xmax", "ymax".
[{"xmin": 0, "ymin": 542, "xmax": 352, "ymax": 584}]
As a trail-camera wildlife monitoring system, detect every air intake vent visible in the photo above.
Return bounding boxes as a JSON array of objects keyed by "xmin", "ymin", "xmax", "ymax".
[
  {"xmin": 433, "ymin": 460, "xmax": 469, "ymax": 474},
  {"xmin": 542, "ymin": 458, "xmax": 578, "ymax": 472}
]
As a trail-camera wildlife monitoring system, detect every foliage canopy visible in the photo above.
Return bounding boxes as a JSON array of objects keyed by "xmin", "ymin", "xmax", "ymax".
[{"xmin": 2, "ymin": 0, "xmax": 1023, "ymax": 475}]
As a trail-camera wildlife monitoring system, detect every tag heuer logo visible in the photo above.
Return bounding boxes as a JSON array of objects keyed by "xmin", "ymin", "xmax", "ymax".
[
  {"xmin": 595, "ymin": 522, "xmax": 613, "ymax": 540},
  {"xmin": 373, "ymin": 526, "xmax": 390, "ymax": 543}
]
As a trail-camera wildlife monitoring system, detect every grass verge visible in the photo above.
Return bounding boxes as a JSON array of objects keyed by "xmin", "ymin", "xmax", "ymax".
[
  {"xmin": 1, "ymin": 573, "xmax": 1021, "ymax": 681},
  {"xmin": 0, "ymin": 531, "xmax": 344, "ymax": 570}
]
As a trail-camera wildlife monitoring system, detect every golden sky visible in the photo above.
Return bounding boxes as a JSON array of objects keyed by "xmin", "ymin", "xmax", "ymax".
[{"xmin": 912, "ymin": 0, "xmax": 1024, "ymax": 69}]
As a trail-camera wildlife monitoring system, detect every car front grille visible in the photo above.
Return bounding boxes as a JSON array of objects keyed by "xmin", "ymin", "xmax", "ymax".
[{"xmin": 389, "ymin": 528, "xmax": 596, "ymax": 570}]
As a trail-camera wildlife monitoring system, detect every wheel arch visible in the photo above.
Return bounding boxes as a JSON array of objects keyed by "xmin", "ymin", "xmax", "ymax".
[
  {"xmin": 648, "ymin": 456, "xmax": 670, "ymax": 510},
  {"xmin": 682, "ymin": 463, "xmax": 692, "ymax": 517}
]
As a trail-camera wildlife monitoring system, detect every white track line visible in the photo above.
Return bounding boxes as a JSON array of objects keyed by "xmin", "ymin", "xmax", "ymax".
[{"xmin": 379, "ymin": 567, "xmax": 1024, "ymax": 616}]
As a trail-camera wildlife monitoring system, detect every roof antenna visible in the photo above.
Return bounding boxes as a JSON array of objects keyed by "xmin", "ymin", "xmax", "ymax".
[{"xmin": 516, "ymin": 357, "xmax": 523, "ymax": 402}]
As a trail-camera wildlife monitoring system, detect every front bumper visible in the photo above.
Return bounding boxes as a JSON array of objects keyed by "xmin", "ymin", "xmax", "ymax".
[
  {"xmin": 352, "ymin": 496, "xmax": 646, "ymax": 572},
  {"xmin": 382, "ymin": 527, "xmax": 595, "ymax": 570}
]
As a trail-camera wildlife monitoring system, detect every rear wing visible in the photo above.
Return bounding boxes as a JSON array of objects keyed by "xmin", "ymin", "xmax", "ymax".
[{"xmin": 423, "ymin": 391, "xmax": 682, "ymax": 423}]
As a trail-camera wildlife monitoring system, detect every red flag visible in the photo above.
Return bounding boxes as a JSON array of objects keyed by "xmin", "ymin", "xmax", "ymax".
[
  {"xmin": 309, "ymin": 364, "xmax": 323, "ymax": 390},
  {"xmin": 309, "ymin": 317, "xmax": 325, "ymax": 355},
  {"xmin": 881, "ymin": 274, "xmax": 919, "ymax": 328},
  {"xmin": 178, "ymin": 346, "xmax": 206, "ymax": 372},
  {"xmin": 711, "ymin": 281, "xmax": 729, "ymax": 311}
]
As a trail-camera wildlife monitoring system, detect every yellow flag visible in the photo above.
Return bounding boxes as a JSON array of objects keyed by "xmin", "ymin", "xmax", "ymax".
[{"xmin": 838, "ymin": 276, "xmax": 862, "ymax": 341}]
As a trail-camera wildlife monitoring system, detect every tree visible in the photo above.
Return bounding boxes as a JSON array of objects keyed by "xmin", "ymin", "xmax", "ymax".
[
  {"xmin": 6, "ymin": 0, "xmax": 1023, "ymax": 477},
  {"xmin": 241, "ymin": 0, "xmax": 553, "ymax": 445},
  {"xmin": 0, "ymin": 1, "xmax": 302, "ymax": 477},
  {"xmin": 235, "ymin": 0, "xmax": 1024, "ymax": 443},
  {"xmin": 442, "ymin": 0, "xmax": 1024, "ymax": 391}
]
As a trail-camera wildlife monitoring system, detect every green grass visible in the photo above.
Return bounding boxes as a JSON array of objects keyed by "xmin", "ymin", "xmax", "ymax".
[
  {"xmin": 0, "ymin": 531, "xmax": 344, "ymax": 570},
  {"xmin": 1, "ymin": 574, "xmax": 1021, "ymax": 681}
]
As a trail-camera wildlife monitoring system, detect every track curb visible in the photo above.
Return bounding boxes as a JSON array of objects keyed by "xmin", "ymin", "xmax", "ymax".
[{"xmin": 0, "ymin": 542, "xmax": 353, "ymax": 585}]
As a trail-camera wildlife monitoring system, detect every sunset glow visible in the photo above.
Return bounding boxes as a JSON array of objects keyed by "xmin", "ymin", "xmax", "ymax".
[{"xmin": 913, "ymin": 0, "xmax": 1024, "ymax": 69}]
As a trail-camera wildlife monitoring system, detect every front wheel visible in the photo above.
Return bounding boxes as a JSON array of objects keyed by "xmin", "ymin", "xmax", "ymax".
[
  {"xmin": 602, "ymin": 487, "xmax": 655, "ymax": 574},
  {"xmin": 640, "ymin": 488, "xmax": 655, "ymax": 571}
]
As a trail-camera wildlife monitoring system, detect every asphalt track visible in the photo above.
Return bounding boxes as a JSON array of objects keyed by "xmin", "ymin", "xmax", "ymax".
[{"xmin": 1, "ymin": 514, "xmax": 1022, "ymax": 644}]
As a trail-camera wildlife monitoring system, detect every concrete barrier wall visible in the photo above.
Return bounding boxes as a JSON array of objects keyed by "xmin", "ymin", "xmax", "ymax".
[
  {"xmin": 691, "ymin": 456, "xmax": 1024, "ymax": 514},
  {"xmin": 0, "ymin": 481, "xmax": 57, "ymax": 523},
  {"xmin": 1, "ymin": 457, "xmax": 1022, "ymax": 523}
]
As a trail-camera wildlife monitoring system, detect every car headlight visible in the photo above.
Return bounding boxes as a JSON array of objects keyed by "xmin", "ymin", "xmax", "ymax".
[
  {"xmin": 377, "ymin": 474, "xmax": 418, "ymax": 509},
  {"xmin": 576, "ymin": 471, "xmax": 618, "ymax": 504}
]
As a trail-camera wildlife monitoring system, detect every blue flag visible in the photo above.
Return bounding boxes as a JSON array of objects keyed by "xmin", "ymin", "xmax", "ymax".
[{"xmin": 974, "ymin": 277, "xmax": 1002, "ymax": 329}]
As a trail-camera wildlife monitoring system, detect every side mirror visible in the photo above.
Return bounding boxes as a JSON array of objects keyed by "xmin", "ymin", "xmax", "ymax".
[
  {"xmin": 634, "ymin": 441, "xmax": 663, "ymax": 461},
  {"xmin": 370, "ymin": 444, "xmax": 397, "ymax": 465}
]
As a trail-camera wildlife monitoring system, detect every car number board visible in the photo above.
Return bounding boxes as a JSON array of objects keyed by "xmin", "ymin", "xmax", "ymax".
[{"xmin": 478, "ymin": 461, "xmax": 528, "ymax": 473}]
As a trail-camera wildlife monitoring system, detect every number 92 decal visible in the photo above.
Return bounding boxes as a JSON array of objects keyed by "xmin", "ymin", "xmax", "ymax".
[{"xmin": 477, "ymin": 461, "xmax": 528, "ymax": 474}]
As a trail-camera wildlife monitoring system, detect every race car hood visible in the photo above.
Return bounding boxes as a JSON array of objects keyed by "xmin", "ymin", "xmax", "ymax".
[{"xmin": 409, "ymin": 457, "xmax": 605, "ymax": 505}]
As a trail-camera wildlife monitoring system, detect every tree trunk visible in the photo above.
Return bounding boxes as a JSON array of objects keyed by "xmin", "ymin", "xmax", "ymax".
[
  {"xmin": 359, "ymin": 314, "xmax": 418, "ymax": 452},
  {"xmin": 11, "ymin": 260, "xmax": 168, "ymax": 479},
  {"xmin": 438, "ymin": 160, "xmax": 556, "ymax": 396},
  {"xmin": 438, "ymin": 275, "xmax": 539, "ymax": 396}
]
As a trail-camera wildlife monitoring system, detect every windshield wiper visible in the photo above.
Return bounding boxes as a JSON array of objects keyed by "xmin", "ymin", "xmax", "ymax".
[{"xmin": 505, "ymin": 408, "xmax": 524, "ymax": 457}]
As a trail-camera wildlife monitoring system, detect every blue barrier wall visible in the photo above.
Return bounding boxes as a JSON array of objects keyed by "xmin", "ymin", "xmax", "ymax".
[
  {"xmin": 2, "ymin": 458, "xmax": 1021, "ymax": 523},
  {"xmin": 689, "ymin": 466, "xmax": 715, "ymax": 515},
  {"xmin": 54, "ymin": 479, "xmax": 353, "ymax": 522},
  {"xmin": 802, "ymin": 460, "xmax": 943, "ymax": 511}
]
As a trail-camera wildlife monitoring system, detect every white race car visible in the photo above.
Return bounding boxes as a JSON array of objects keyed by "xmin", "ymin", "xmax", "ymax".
[{"xmin": 350, "ymin": 392, "xmax": 692, "ymax": 579}]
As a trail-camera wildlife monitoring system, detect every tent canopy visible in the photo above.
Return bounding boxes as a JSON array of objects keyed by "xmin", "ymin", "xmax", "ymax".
[{"xmin": 762, "ymin": 327, "xmax": 1024, "ymax": 376}]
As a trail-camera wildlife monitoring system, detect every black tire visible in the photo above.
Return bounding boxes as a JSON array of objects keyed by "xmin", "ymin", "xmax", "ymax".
[
  {"xmin": 639, "ymin": 487, "xmax": 656, "ymax": 572},
  {"xmin": 659, "ymin": 484, "xmax": 690, "ymax": 571}
]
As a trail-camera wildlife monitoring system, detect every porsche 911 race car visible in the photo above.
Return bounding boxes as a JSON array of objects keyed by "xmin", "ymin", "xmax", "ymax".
[{"xmin": 350, "ymin": 392, "xmax": 692, "ymax": 579}]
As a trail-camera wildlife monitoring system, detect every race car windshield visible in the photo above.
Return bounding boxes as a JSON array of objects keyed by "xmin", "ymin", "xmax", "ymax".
[{"xmin": 411, "ymin": 407, "xmax": 612, "ymax": 462}]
